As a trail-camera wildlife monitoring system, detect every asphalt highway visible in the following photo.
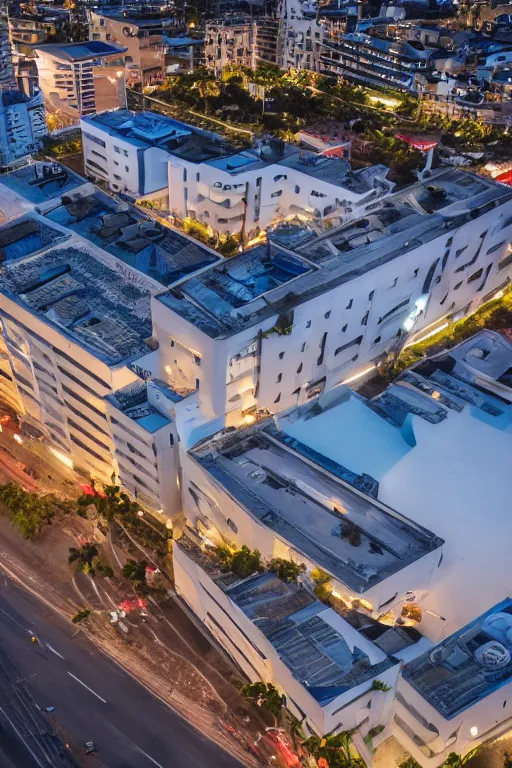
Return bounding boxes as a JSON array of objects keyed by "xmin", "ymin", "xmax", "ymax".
[{"xmin": 0, "ymin": 577, "xmax": 244, "ymax": 768}]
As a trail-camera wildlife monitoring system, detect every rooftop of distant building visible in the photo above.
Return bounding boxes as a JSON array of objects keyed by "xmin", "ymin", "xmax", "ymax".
[
  {"xmin": 0, "ymin": 162, "xmax": 86, "ymax": 221},
  {"xmin": 83, "ymin": 109, "xmax": 231, "ymax": 161},
  {"xmin": 33, "ymin": 40, "xmax": 127, "ymax": 61},
  {"xmin": 158, "ymin": 170, "xmax": 512, "ymax": 339},
  {"xmin": 188, "ymin": 414, "xmax": 443, "ymax": 594},
  {"xmin": 0, "ymin": 215, "xmax": 152, "ymax": 366},
  {"xmin": 107, "ymin": 380, "xmax": 172, "ymax": 432},
  {"xmin": 403, "ymin": 598, "xmax": 512, "ymax": 719}
]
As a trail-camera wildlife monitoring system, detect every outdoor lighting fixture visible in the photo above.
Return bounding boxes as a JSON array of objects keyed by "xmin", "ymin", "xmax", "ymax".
[
  {"xmin": 137, "ymin": 510, "xmax": 145, "ymax": 518},
  {"xmin": 13, "ymin": 434, "xmax": 23, "ymax": 444},
  {"xmin": 49, "ymin": 447, "xmax": 74, "ymax": 469},
  {"xmin": 244, "ymin": 414, "xmax": 256, "ymax": 425},
  {"xmin": 470, "ymin": 727, "xmax": 478, "ymax": 738},
  {"xmin": 341, "ymin": 364, "xmax": 376, "ymax": 386},
  {"xmin": 165, "ymin": 519, "xmax": 173, "ymax": 530},
  {"xmin": 493, "ymin": 290, "xmax": 504, "ymax": 301},
  {"xmin": 431, "ymin": 391, "xmax": 441, "ymax": 400},
  {"xmin": 116, "ymin": 70, "xmax": 124, "ymax": 78}
]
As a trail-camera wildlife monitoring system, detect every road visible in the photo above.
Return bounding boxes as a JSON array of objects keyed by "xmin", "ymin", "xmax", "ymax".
[{"xmin": 0, "ymin": 577, "xmax": 245, "ymax": 768}]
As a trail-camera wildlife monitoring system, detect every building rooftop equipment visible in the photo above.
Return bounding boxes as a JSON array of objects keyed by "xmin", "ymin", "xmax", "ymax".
[
  {"xmin": 188, "ymin": 421, "xmax": 443, "ymax": 595},
  {"xmin": 403, "ymin": 598, "xmax": 512, "ymax": 719},
  {"xmin": 33, "ymin": 40, "xmax": 128, "ymax": 62},
  {"xmin": 158, "ymin": 169, "xmax": 512, "ymax": 339},
  {"xmin": 0, "ymin": 163, "xmax": 86, "ymax": 220},
  {"xmin": 0, "ymin": 235, "xmax": 152, "ymax": 366},
  {"xmin": 44, "ymin": 186, "xmax": 220, "ymax": 286},
  {"xmin": 225, "ymin": 572, "xmax": 396, "ymax": 704}
]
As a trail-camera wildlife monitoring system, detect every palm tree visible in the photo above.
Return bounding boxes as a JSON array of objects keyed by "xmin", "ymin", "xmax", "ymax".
[{"xmin": 68, "ymin": 543, "xmax": 99, "ymax": 576}]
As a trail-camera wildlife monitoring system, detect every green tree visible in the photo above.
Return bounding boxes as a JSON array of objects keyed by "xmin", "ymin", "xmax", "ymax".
[
  {"xmin": 122, "ymin": 558, "xmax": 149, "ymax": 593},
  {"xmin": 72, "ymin": 608, "xmax": 92, "ymax": 624},
  {"xmin": 68, "ymin": 543, "xmax": 99, "ymax": 576},
  {"xmin": 240, "ymin": 681, "xmax": 283, "ymax": 717},
  {"xmin": 0, "ymin": 483, "xmax": 60, "ymax": 539},
  {"xmin": 216, "ymin": 545, "xmax": 263, "ymax": 578}
]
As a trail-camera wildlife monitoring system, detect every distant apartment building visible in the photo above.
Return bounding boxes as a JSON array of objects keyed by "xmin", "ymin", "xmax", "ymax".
[
  {"xmin": 88, "ymin": 9, "xmax": 183, "ymax": 86},
  {"xmin": 0, "ymin": 0, "xmax": 15, "ymax": 91},
  {"xmin": 81, "ymin": 108, "xmax": 393, "ymax": 236},
  {"xmin": 204, "ymin": 16, "xmax": 253, "ymax": 75},
  {"xmin": 33, "ymin": 41, "xmax": 127, "ymax": 125},
  {"xmin": 164, "ymin": 36, "xmax": 203, "ymax": 76},
  {"xmin": 0, "ymin": 89, "xmax": 47, "ymax": 167},
  {"xmin": 0, "ymin": 161, "xmax": 219, "ymax": 514}
]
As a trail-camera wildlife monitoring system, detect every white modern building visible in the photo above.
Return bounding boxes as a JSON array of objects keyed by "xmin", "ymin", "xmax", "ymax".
[
  {"xmin": 150, "ymin": 168, "xmax": 512, "ymax": 429},
  {"xmin": 174, "ymin": 328, "xmax": 512, "ymax": 765},
  {"xmin": 81, "ymin": 108, "xmax": 393, "ymax": 235},
  {"xmin": 0, "ymin": 161, "xmax": 220, "ymax": 515},
  {"xmin": 33, "ymin": 40, "xmax": 127, "ymax": 125},
  {"xmin": 0, "ymin": 89, "xmax": 47, "ymax": 167}
]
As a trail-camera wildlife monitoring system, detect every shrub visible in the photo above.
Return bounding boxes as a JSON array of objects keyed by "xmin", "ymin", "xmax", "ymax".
[
  {"xmin": 341, "ymin": 520, "xmax": 362, "ymax": 547},
  {"xmin": 240, "ymin": 681, "xmax": 283, "ymax": 716},
  {"xmin": 311, "ymin": 567, "xmax": 331, "ymax": 585},
  {"xmin": 268, "ymin": 558, "xmax": 305, "ymax": 582},
  {"xmin": 216, "ymin": 545, "xmax": 263, "ymax": 578},
  {"xmin": 371, "ymin": 679, "xmax": 391, "ymax": 692},
  {"xmin": 72, "ymin": 608, "xmax": 91, "ymax": 624}
]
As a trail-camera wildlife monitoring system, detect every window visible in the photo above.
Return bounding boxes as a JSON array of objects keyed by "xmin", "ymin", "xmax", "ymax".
[
  {"xmin": 276, "ymin": 373, "xmax": 282, "ymax": 383},
  {"xmin": 422, "ymin": 259, "xmax": 440, "ymax": 293},
  {"xmin": 226, "ymin": 518, "xmax": 238, "ymax": 533},
  {"xmin": 378, "ymin": 299, "xmax": 410, "ymax": 324},
  {"xmin": 183, "ymin": 168, "xmax": 187, "ymax": 182},
  {"xmin": 295, "ymin": 185, "xmax": 300, "ymax": 194},
  {"xmin": 256, "ymin": 177, "xmax": 262, "ymax": 186},
  {"xmin": 193, "ymin": 354, "xmax": 201, "ymax": 366},
  {"xmin": 346, "ymin": 299, "xmax": 353, "ymax": 309},
  {"xmin": 274, "ymin": 393, "xmax": 281, "ymax": 403},
  {"xmin": 273, "ymin": 174, "xmax": 287, "ymax": 182},
  {"xmin": 454, "ymin": 281, "xmax": 463, "ymax": 290},
  {"xmin": 271, "ymin": 190, "xmax": 282, "ymax": 198},
  {"xmin": 441, "ymin": 250, "xmax": 450, "ymax": 271},
  {"xmin": 279, "ymin": 351, "xmax": 285, "ymax": 359},
  {"xmin": 297, "ymin": 363, "xmax": 303, "ymax": 374},
  {"xmin": 335, "ymin": 336, "xmax": 362, "ymax": 356},
  {"xmin": 487, "ymin": 241, "xmax": 505, "ymax": 255},
  {"xmin": 361, "ymin": 311, "xmax": 369, "ymax": 326},
  {"xmin": 373, "ymin": 336, "xmax": 381, "ymax": 344},
  {"xmin": 390, "ymin": 277, "xmax": 398, "ymax": 288},
  {"xmin": 300, "ymin": 342, "xmax": 306, "ymax": 352},
  {"xmin": 342, "ymin": 323, "xmax": 347, "ymax": 332},
  {"xmin": 412, "ymin": 268, "xmax": 419, "ymax": 279},
  {"xmin": 440, "ymin": 292, "xmax": 449, "ymax": 305},
  {"xmin": 125, "ymin": 166, "xmax": 129, "ymax": 173},
  {"xmin": 196, "ymin": 172, "xmax": 200, "ymax": 182},
  {"xmin": 468, "ymin": 267, "xmax": 483, "ymax": 283},
  {"xmin": 368, "ymin": 290, "xmax": 374, "ymax": 301},
  {"xmin": 195, "ymin": 378, "xmax": 200, "ymax": 389},
  {"xmin": 114, "ymin": 146, "xmax": 121, "ymax": 154},
  {"xmin": 123, "ymin": 150, "xmax": 128, "ymax": 157},
  {"xmin": 446, "ymin": 236, "xmax": 453, "ymax": 247},
  {"xmin": 324, "ymin": 310, "xmax": 331, "ymax": 319},
  {"xmin": 306, "ymin": 320, "xmax": 311, "ymax": 328},
  {"xmin": 456, "ymin": 246, "xmax": 468, "ymax": 258}
]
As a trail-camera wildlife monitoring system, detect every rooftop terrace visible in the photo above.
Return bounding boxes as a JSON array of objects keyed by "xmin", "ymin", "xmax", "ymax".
[
  {"xmin": 158, "ymin": 170, "xmax": 512, "ymax": 338},
  {"xmin": 226, "ymin": 572, "xmax": 395, "ymax": 704},
  {"xmin": 107, "ymin": 380, "xmax": 170, "ymax": 433},
  {"xmin": 189, "ymin": 423, "xmax": 443, "ymax": 594},
  {"xmin": 44, "ymin": 186, "xmax": 220, "ymax": 286},
  {"xmin": 403, "ymin": 598, "xmax": 512, "ymax": 719},
  {"xmin": 0, "ymin": 233, "xmax": 152, "ymax": 366},
  {"xmin": 34, "ymin": 40, "xmax": 127, "ymax": 61}
]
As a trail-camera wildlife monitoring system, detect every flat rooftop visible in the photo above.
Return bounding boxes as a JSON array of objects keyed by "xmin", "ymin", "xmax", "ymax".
[
  {"xmin": 158, "ymin": 169, "xmax": 511, "ymax": 339},
  {"xmin": 44, "ymin": 186, "xmax": 220, "ymax": 287},
  {"xmin": 0, "ymin": 230, "xmax": 152, "ymax": 366},
  {"xmin": 271, "ymin": 331, "xmax": 512, "ymax": 641},
  {"xmin": 189, "ymin": 423, "xmax": 443, "ymax": 594},
  {"xmin": 226, "ymin": 572, "xmax": 395, "ymax": 704},
  {"xmin": 0, "ymin": 163, "xmax": 86, "ymax": 221},
  {"xmin": 83, "ymin": 110, "xmax": 231, "ymax": 161},
  {"xmin": 107, "ymin": 380, "xmax": 170, "ymax": 433},
  {"xmin": 403, "ymin": 598, "xmax": 512, "ymax": 719},
  {"xmin": 33, "ymin": 40, "xmax": 127, "ymax": 61}
]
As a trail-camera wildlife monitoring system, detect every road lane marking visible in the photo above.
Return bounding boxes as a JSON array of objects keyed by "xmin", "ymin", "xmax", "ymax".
[
  {"xmin": 133, "ymin": 744, "xmax": 165, "ymax": 768},
  {"xmin": 0, "ymin": 606, "xmax": 31, "ymax": 633},
  {"xmin": 0, "ymin": 706, "xmax": 45, "ymax": 768},
  {"xmin": 67, "ymin": 672, "xmax": 107, "ymax": 703},
  {"xmin": 46, "ymin": 643, "xmax": 65, "ymax": 660}
]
